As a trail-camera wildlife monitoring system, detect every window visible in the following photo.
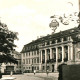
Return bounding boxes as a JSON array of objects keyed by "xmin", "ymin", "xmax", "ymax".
[
  {"xmin": 63, "ymin": 37, "xmax": 67, "ymax": 41},
  {"xmin": 29, "ymin": 59, "xmax": 30, "ymax": 64},
  {"xmin": 32, "ymin": 59, "xmax": 33, "ymax": 64},
  {"xmin": 26, "ymin": 53, "xmax": 28, "ymax": 57},
  {"xmin": 42, "ymin": 42, "xmax": 45, "ymax": 46},
  {"xmin": 37, "ymin": 57, "xmax": 39, "ymax": 63},
  {"xmin": 34, "ymin": 51, "xmax": 36, "ymax": 55},
  {"xmin": 43, "ymin": 66, "xmax": 45, "ymax": 70},
  {"xmin": 47, "ymin": 49, "xmax": 50, "ymax": 60},
  {"xmin": 57, "ymin": 38, "xmax": 61, "ymax": 42},
  {"xmin": 52, "ymin": 40, "xmax": 55, "ymax": 44},
  {"xmin": 26, "ymin": 59, "xmax": 28, "ymax": 64},
  {"xmin": 46, "ymin": 41, "xmax": 50, "ymax": 45},
  {"xmin": 37, "ymin": 51, "xmax": 39, "ymax": 55},
  {"xmin": 29, "ymin": 67, "xmax": 30, "ymax": 69},
  {"xmin": 37, "ymin": 66, "xmax": 39, "ymax": 70},
  {"xmin": 23, "ymin": 59, "xmax": 25, "ymax": 64},
  {"xmin": 32, "ymin": 51, "xmax": 33, "ymax": 56},
  {"xmin": 34, "ymin": 58, "xmax": 36, "ymax": 63},
  {"xmin": 29, "ymin": 52, "xmax": 30, "ymax": 56},
  {"xmin": 23, "ymin": 53, "xmax": 25, "ymax": 57}
]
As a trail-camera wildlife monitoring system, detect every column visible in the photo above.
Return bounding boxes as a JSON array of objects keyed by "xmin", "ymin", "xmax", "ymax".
[
  {"xmin": 45, "ymin": 49, "xmax": 47, "ymax": 72},
  {"xmin": 71, "ymin": 44, "xmax": 73, "ymax": 60},
  {"xmin": 68, "ymin": 46, "xmax": 70, "ymax": 60},
  {"xmin": 39, "ymin": 50, "xmax": 42, "ymax": 71},
  {"xmin": 50, "ymin": 48, "xmax": 52, "ymax": 59},
  {"xmin": 61, "ymin": 38, "xmax": 63, "ymax": 42},
  {"xmin": 62, "ymin": 45, "xmax": 64, "ymax": 62},
  {"xmin": 54, "ymin": 47, "xmax": 58, "ymax": 72},
  {"xmin": 45, "ymin": 49, "xmax": 47, "ymax": 63},
  {"xmin": 56, "ymin": 47, "xmax": 58, "ymax": 62},
  {"xmin": 41, "ymin": 50, "xmax": 42, "ymax": 64}
]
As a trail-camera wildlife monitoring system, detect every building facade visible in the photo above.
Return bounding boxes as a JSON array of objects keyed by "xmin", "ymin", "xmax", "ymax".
[
  {"xmin": 0, "ymin": 51, "xmax": 21, "ymax": 73},
  {"xmin": 21, "ymin": 27, "xmax": 80, "ymax": 73}
]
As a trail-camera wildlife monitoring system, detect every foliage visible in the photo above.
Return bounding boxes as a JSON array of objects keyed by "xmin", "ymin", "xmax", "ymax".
[{"xmin": 0, "ymin": 21, "xmax": 18, "ymax": 54}]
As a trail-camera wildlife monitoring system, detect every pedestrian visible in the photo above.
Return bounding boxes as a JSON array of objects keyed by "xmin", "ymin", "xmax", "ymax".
[
  {"xmin": 47, "ymin": 70, "xmax": 49, "ymax": 76},
  {"xmin": 34, "ymin": 70, "xmax": 36, "ymax": 75}
]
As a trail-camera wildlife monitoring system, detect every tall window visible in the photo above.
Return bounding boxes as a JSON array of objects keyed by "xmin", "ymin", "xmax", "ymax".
[
  {"xmin": 51, "ymin": 40, "xmax": 55, "ymax": 44},
  {"xmin": 29, "ymin": 59, "xmax": 30, "ymax": 64},
  {"xmin": 42, "ymin": 50, "xmax": 45, "ymax": 63},
  {"xmin": 46, "ymin": 41, "xmax": 50, "ymax": 45},
  {"xmin": 58, "ymin": 47, "xmax": 62, "ymax": 62},
  {"xmin": 23, "ymin": 59, "xmax": 25, "ymax": 64},
  {"xmin": 47, "ymin": 49, "xmax": 50, "ymax": 60},
  {"xmin": 37, "ymin": 57, "xmax": 39, "ymax": 63},
  {"xmin": 26, "ymin": 59, "xmax": 28, "ymax": 64},
  {"xmin": 52, "ymin": 48, "xmax": 56, "ymax": 59},
  {"xmin": 32, "ymin": 59, "xmax": 33, "ymax": 64},
  {"xmin": 34, "ymin": 51, "xmax": 36, "ymax": 55},
  {"xmin": 34, "ymin": 58, "xmax": 36, "ymax": 63}
]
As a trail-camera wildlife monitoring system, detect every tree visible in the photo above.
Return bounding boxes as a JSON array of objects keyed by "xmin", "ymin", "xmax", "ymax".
[{"xmin": 0, "ymin": 21, "xmax": 18, "ymax": 63}]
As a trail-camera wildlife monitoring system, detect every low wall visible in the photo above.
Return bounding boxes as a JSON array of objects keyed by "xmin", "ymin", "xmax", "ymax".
[{"xmin": 24, "ymin": 72, "xmax": 59, "ymax": 77}]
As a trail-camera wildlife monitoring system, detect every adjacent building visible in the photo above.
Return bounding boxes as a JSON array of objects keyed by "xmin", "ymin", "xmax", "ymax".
[
  {"xmin": 0, "ymin": 51, "xmax": 21, "ymax": 73},
  {"xmin": 21, "ymin": 26, "xmax": 80, "ymax": 73}
]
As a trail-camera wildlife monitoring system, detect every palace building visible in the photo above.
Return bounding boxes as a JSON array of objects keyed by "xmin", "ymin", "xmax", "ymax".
[{"xmin": 21, "ymin": 26, "xmax": 80, "ymax": 73}]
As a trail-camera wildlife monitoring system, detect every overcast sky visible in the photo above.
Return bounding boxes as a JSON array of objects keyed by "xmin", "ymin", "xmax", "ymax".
[{"xmin": 0, "ymin": 0, "xmax": 79, "ymax": 52}]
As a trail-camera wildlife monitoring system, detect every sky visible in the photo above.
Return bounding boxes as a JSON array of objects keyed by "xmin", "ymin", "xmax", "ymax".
[{"xmin": 0, "ymin": 0, "xmax": 79, "ymax": 52}]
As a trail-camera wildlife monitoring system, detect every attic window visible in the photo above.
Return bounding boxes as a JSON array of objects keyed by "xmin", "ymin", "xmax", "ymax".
[
  {"xmin": 63, "ymin": 37, "xmax": 67, "ymax": 41},
  {"xmin": 52, "ymin": 40, "xmax": 55, "ymax": 44},
  {"xmin": 42, "ymin": 42, "xmax": 45, "ymax": 46},
  {"xmin": 57, "ymin": 38, "xmax": 61, "ymax": 42},
  {"xmin": 46, "ymin": 41, "xmax": 50, "ymax": 45}
]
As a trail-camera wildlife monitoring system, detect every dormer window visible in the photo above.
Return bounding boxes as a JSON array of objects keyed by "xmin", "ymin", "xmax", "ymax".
[
  {"xmin": 51, "ymin": 40, "xmax": 55, "ymax": 44},
  {"xmin": 46, "ymin": 41, "xmax": 50, "ymax": 45},
  {"xmin": 42, "ymin": 42, "xmax": 45, "ymax": 46},
  {"xmin": 57, "ymin": 38, "xmax": 61, "ymax": 42},
  {"xmin": 63, "ymin": 37, "xmax": 67, "ymax": 41}
]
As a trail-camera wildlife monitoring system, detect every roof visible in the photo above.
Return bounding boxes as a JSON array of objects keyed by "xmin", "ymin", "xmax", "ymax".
[
  {"xmin": 21, "ymin": 27, "xmax": 80, "ymax": 53},
  {"xmin": 25, "ymin": 27, "xmax": 80, "ymax": 45}
]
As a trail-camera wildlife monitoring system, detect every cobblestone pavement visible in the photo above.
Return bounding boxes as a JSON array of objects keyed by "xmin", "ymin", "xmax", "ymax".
[{"xmin": 2, "ymin": 74, "xmax": 58, "ymax": 80}]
